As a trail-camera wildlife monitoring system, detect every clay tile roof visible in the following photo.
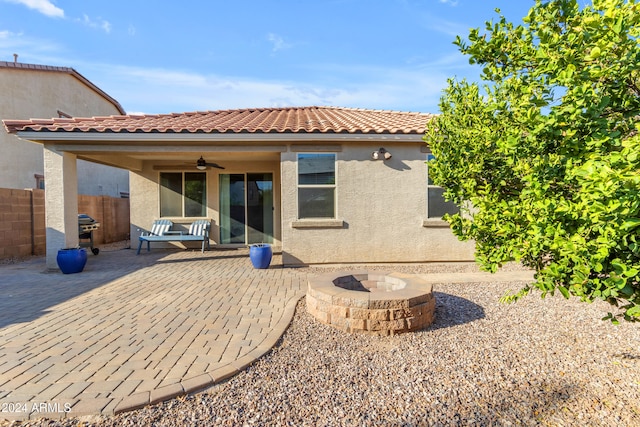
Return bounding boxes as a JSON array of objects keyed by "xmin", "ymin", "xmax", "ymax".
[{"xmin": 3, "ymin": 106, "xmax": 433, "ymax": 135}]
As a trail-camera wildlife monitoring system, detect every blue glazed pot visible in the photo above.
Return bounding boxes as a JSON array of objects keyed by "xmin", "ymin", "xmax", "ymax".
[
  {"xmin": 249, "ymin": 244, "xmax": 272, "ymax": 269},
  {"xmin": 56, "ymin": 248, "xmax": 88, "ymax": 274}
]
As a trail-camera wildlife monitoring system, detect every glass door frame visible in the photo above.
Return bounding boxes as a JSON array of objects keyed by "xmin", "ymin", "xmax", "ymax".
[{"xmin": 219, "ymin": 172, "xmax": 274, "ymax": 245}]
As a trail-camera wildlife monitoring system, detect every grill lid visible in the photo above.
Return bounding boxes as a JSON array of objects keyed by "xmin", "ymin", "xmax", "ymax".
[{"xmin": 78, "ymin": 214, "xmax": 100, "ymax": 231}]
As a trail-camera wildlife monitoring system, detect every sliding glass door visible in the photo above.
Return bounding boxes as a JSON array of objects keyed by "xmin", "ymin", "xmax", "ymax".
[{"xmin": 220, "ymin": 173, "xmax": 273, "ymax": 244}]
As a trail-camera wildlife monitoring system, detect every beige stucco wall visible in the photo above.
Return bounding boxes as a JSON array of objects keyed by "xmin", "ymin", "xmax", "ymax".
[
  {"xmin": 43, "ymin": 146, "xmax": 79, "ymax": 269},
  {"xmin": 130, "ymin": 160, "xmax": 281, "ymax": 249},
  {"xmin": 280, "ymin": 144, "xmax": 475, "ymax": 265},
  {"xmin": 127, "ymin": 143, "xmax": 473, "ymax": 264},
  {"xmin": 0, "ymin": 67, "xmax": 128, "ymax": 196},
  {"xmin": 76, "ymin": 161, "xmax": 130, "ymax": 197}
]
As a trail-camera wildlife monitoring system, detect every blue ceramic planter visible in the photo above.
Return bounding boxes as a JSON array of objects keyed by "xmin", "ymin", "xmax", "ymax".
[
  {"xmin": 249, "ymin": 244, "xmax": 272, "ymax": 269},
  {"xmin": 56, "ymin": 248, "xmax": 87, "ymax": 274}
]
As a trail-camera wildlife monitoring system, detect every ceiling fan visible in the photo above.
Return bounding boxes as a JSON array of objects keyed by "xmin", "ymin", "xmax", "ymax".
[
  {"xmin": 196, "ymin": 156, "xmax": 225, "ymax": 170},
  {"xmin": 153, "ymin": 156, "xmax": 224, "ymax": 171}
]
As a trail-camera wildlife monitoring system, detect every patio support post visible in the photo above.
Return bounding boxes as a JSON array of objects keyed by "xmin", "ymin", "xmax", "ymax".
[{"xmin": 43, "ymin": 145, "xmax": 79, "ymax": 270}]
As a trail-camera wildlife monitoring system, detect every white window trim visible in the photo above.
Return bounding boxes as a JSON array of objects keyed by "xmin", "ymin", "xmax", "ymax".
[{"xmin": 296, "ymin": 153, "xmax": 337, "ymax": 220}]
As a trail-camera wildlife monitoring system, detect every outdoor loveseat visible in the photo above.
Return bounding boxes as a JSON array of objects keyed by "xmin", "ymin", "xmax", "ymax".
[{"xmin": 136, "ymin": 219, "xmax": 211, "ymax": 254}]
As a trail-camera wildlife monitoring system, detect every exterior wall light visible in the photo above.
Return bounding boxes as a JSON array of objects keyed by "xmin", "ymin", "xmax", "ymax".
[{"xmin": 371, "ymin": 148, "xmax": 391, "ymax": 160}]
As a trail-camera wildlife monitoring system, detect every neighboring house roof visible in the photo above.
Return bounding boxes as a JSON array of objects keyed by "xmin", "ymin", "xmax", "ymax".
[
  {"xmin": 3, "ymin": 106, "xmax": 433, "ymax": 135},
  {"xmin": 0, "ymin": 61, "xmax": 126, "ymax": 115}
]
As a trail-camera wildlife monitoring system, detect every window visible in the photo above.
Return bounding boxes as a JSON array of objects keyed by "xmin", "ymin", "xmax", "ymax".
[
  {"xmin": 427, "ymin": 154, "xmax": 459, "ymax": 218},
  {"xmin": 34, "ymin": 174, "xmax": 45, "ymax": 190},
  {"xmin": 160, "ymin": 172, "xmax": 207, "ymax": 217},
  {"xmin": 297, "ymin": 153, "xmax": 336, "ymax": 218}
]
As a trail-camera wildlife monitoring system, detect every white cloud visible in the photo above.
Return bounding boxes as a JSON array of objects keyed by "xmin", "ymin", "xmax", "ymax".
[
  {"xmin": 4, "ymin": 0, "xmax": 64, "ymax": 18},
  {"xmin": 76, "ymin": 61, "xmax": 451, "ymax": 114},
  {"xmin": 427, "ymin": 16, "xmax": 468, "ymax": 38},
  {"xmin": 439, "ymin": 0, "xmax": 459, "ymax": 6},
  {"xmin": 78, "ymin": 14, "xmax": 112, "ymax": 33},
  {"xmin": 267, "ymin": 33, "xmax": 292, "ymax": 52}
]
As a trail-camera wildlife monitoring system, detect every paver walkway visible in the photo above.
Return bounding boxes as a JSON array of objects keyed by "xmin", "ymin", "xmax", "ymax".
[
  {"xmin": 0, "ymin": 247, "xmax": 534, "ymax": 421},
  {"xmin": 0, "ymin": 248, "xmax": 308, "ymax": 421}
]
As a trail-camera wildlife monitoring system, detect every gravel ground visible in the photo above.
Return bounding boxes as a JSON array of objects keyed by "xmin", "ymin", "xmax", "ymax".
[{"xmin": 2, "ymin": 264, "xmax": 639, "ymax": 427}]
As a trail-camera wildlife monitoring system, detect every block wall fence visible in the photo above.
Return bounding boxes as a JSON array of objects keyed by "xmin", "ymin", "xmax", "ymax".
[{"xmin": 0, "ymin": 188, "xmax": 130, "ymax": 260}]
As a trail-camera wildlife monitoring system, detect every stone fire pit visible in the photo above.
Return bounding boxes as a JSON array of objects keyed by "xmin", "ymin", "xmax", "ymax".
[{"xmin": 306, "ymin": 271, "xmax": 435, "ymax": 336}]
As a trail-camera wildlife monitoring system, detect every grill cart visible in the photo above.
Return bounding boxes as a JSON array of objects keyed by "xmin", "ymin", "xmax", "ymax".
[{"xmin": 78, "ymin": 214, "xmax": 100, "ymax": 255}]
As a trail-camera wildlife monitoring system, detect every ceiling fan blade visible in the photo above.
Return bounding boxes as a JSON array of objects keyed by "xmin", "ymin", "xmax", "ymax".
[{"xmin": 206, "ymin": 162, "xmax": 225, "ymax": 170}]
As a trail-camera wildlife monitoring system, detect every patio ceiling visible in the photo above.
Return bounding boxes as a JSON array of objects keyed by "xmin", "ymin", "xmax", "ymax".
[{"xmin": 77, "ymin": 148, "xmax": 285, "ymax": 172}]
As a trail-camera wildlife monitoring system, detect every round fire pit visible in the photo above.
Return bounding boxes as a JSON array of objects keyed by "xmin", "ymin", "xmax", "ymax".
[{"xmin": 306, "ymin": 271, "xmax": 435, "ymax": 336}]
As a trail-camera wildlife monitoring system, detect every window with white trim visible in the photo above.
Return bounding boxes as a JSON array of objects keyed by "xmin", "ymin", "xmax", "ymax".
[
  {"xmin": 427, "ymin": 154, "xmax": 459, "ymax": 218},
  {"xmin": 160, "ymin": 172, "xmax": 207, "ymax": 217},
  {"xmin": 297, "ymin": 153, "xmax": 336, "ymax": 218}
]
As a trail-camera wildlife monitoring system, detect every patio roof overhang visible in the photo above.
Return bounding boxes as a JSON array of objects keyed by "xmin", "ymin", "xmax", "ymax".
[
  {"xmin": 6, "ymin": 106, "xmax": 433, "ymax": 171},
  {"xmin": 14, "ymin": 131, "xmax": 426, "ymax": 172}
]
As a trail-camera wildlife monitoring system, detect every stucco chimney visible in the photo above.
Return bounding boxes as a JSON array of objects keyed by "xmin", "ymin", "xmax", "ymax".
[{"xmin": 13, "ymin": 53, "xmax": 18, "ymax": 63}]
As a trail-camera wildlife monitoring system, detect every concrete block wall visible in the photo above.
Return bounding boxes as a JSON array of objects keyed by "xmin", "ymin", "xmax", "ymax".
[
  {"xmin": 0, "ymin": 188, "xmax": 129, "ymax": 260},
  {"xmin": 0, "ymin": 188, "xmax": 45, "ymax": 259}
]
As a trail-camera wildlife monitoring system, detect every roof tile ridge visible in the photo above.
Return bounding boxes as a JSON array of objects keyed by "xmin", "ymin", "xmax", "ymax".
[
  {"xmin": 320, "ymin": 106, "xmax": 431, "ymax": 116},
  {"xmin": 28, "ymin": 118, "xmax": 58, "ymax": 125},
  {"xmin": 0, "ymin": 61, "xmax": 72, "ymax": 73},
  {"xmin": 3, "ymin": 118, "xmax": 37, "ymax": 125}
]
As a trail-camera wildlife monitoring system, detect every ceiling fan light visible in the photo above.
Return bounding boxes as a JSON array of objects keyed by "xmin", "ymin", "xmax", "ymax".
[{"xmin": 196, "ymin": 156, "xmax": 207, "ymax": 170}]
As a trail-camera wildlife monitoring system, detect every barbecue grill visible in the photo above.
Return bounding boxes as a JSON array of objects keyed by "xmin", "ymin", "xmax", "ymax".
[{"xmin": 78, "ymin": 214, "xmax": 100, "ymax": 255}]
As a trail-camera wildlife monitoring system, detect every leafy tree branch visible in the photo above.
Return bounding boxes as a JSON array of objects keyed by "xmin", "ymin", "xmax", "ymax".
[{"xmin": 424, "ymin": 0, "xmax": 640, "ymax": 322}]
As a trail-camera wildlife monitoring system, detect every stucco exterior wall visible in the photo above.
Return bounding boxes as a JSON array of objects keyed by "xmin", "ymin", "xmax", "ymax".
[
  {"xmin": 280, "ymin": 144, "xmax": 475, "ymax": 265},
  {"xmin": 130, "ymin": 160, "xmax": 281, "ymax": 249},
  {"xmin": 126, "ymin": 143, "xmax": 473, "ymax": 264},
  {"xmin": 0, "ymin": 66, "xmax": 128, "ymax": 196},
  {"xmin": 76, "ymin": 161, "xmax": 130, "ymax": 197}
]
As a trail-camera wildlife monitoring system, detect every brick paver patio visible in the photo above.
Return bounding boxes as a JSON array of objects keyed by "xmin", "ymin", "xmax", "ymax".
[{"xmin": 0, "ymin": 247, "xmax": 307, "ymax": 421}]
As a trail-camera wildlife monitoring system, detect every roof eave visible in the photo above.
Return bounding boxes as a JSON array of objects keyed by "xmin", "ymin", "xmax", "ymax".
[{"xmin": 15, "ymin": 131, "xmax": 425, "ymax": 144}]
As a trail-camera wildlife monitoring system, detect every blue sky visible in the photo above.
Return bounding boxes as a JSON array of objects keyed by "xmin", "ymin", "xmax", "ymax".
[{"xmin": 0, "ymin": 0, "xmax": 534, "ymax": 115}]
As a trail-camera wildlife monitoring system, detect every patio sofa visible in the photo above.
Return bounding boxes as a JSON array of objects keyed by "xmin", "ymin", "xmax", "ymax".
[{"xmin": 137, "ymin": 219, "xmax": 211, "ymax": 254}]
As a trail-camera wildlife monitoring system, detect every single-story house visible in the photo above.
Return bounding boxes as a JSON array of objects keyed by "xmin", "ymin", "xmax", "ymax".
[{"xmin": 3, "ymin": 106, "xmax": 475, "ymax": 269}]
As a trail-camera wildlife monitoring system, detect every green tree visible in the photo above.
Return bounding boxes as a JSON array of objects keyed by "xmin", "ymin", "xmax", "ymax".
[{"xmin": 424, "ymin": 0, "xmax": 640, "ymax": 322}]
